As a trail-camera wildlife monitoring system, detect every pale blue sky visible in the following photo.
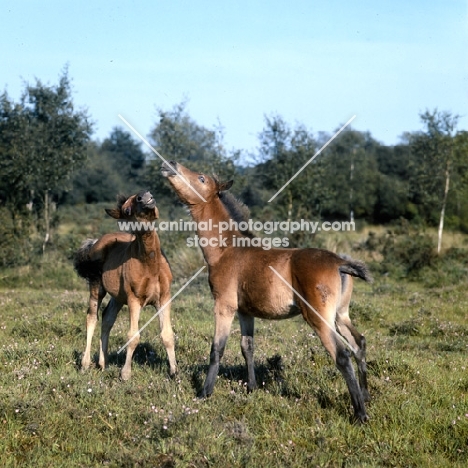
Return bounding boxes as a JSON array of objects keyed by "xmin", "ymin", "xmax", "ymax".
[{"xmin": 2, "ymin": 1, "xmax": 467, "ymax": 154}]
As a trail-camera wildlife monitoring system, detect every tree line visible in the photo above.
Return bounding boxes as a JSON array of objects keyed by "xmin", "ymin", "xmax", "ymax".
[{"xmin": 1, "ymin": 70, "xmax": 467, "ymax": 266}]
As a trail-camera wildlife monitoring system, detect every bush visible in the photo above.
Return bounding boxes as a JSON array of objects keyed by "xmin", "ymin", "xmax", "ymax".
[
  {"xmin": 0, "ymin": 207, "xmax": 33, "ymax": 267},
  {"xmin": 381, "ymin": 230, "xmax": 435, "ymax": 277},
  {"xmin": 359, "ymin": 221, "xmax": 468, "ymax": 286},
  {"xmin": 361, "ymin": 222, "xmax": 435, "ymax": 278},
  {"xmin": 419, "ymin": 247, "xmax": 468, "ymax": 288}
]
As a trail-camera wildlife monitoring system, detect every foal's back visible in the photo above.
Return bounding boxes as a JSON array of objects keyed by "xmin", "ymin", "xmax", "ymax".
[{"xmin": 209, "ymin": 247, "xmax": 345, "ymax": 319}]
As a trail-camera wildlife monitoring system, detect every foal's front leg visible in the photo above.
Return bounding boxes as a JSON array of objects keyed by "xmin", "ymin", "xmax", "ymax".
[
  {"xmin": 121, "ymin": 299, "xmax": 141, "ymax": 381},
  {"xmin": 200, "ymin": 302, "xmax": 236, "ymax": 398},
  {"xmin": 238, "ymin": 312, "xmax": 257, "ymax": 392}
]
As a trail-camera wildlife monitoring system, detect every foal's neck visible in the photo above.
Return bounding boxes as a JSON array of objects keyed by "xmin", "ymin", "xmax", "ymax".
[
  {"xmin": 189, "ymin": 198, "xmax": 242, "ymax": 266},
  {"xmin": 134, "ymin": 230, "xmax": 161, "ymax": 264}
]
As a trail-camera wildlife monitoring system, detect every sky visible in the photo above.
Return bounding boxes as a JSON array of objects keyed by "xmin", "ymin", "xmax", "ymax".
[{"xmin": 2, "ymin": 1, "xmax": 467, "ymax": 156}]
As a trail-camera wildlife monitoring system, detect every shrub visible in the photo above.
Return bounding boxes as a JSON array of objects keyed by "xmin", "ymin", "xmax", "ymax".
[
  {"xmin": 0, "ymin": 207, "xmax": 33, "ymax": 267},
  {"xmin": 359, "ymin": 220, "xmax": 436, "ymax": 279}
]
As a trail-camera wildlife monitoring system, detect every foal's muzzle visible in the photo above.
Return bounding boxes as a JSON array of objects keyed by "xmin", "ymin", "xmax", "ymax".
[
  {"xmin": 161, "ymin": 160, "xmax": 178, "ymax": 177},
  {"xmin": 136, "ymin": 190, "xmax": 156, "ymax": 208}
]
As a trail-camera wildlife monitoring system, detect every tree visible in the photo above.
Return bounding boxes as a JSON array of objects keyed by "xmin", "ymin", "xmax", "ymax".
[
  {"xmin": 0, "ymin": 93, "xmax": 33, "ymax": 210},
  {"xmin": 409, "ymin": 110, "xmax": 461, "ymax": 253},
  {"xmin": 66, "ymin": 142, "xmax": 127, "ymax": 204},
  {"xmin": 0, "ymin": 68, "xmax": 92, "ymax": 251},
  {"xmin": 101, "ymin": 127, "xmax": 146, "ymax": 184},
  {"xmin": 145, "ymin": 102, "xmax": 238, "ymax": 207},
  {"xmin": 320, "ymin": 130, "xmax": 379, "ymax": 222},
  {"xmin": 258, "ymin": 115, "xmax": 323, "ymax": 222},
  {"xmin": 373, "ymin": 144, "xmax": 412, "ymax": 223},
  {"xmin": 65, "ymin": 128, "xmax": 146, "ymax": 204}
]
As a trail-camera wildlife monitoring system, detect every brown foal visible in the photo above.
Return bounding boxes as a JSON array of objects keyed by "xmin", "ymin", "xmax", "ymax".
[
  {"xmin": 162, "ymin": 161, "xmax": 372, "ymax": 422},
  {"xmin": 74, "ymin": 190, "xmax": 177, "ymax": 380}
]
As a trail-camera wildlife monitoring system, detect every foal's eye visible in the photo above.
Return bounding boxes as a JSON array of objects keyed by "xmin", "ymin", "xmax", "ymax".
[{"xmin": 198, "ymin": 175, "xmax": 205, "ymax": 183}]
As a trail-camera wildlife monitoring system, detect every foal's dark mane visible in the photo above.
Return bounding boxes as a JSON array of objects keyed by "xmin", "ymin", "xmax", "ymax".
[{"xmin": 217, "ymin": 186, "xmax": 256, "ymax": 239}]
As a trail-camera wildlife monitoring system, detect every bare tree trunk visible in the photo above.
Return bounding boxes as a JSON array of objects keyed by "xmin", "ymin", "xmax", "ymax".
[
  {"xmin": 287, "ymin": 189, "xmax": 293, "ymax": 222},
  {"xmin": 27, "ymin": 189, "xmax": 34, "ymax": 212},
  {"xmin": 42, "ymin": 189, "xmax": 50, "ymax": 254},
  {"xmin": 349, "ymin": 148, "xmax": 355, "ymax": 223},
  {"xmin": 437, "ymin": 158, "xmax": 451, "ymax": 254}
]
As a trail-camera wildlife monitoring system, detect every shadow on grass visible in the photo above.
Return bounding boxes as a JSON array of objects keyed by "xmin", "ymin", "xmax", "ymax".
[
  {"xmin": 190, "ymin": 353, "xmax": 345, "ymax": 413},
  {"xmin": 73, "ymin": 341, "xmax": 170, "ymax": 374},
  {"xmin": 190, "ymin": 354, "xmax": 365, "ymax": 422}
]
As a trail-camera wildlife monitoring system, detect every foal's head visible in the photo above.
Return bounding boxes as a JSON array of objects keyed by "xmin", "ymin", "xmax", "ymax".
[
  {"xmin": 105, "ymin": 190, "xmax": 159, "ymax": 222},
  {"xmin": 161, "ymin": 161, "xmax": 232, "ymax": 205}
]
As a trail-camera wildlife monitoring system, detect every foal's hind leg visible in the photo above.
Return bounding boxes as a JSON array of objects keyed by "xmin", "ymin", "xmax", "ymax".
[
  {"xmin": 158, "ymin": 298, "xmax": 177, "ymax": 377},
  {"xmin": 99, "ymin": 298, "xmax": 124, "ymax": 369},
  {"xmin": 82, "ymin": 283, "xmax": 105, "ymax": 370},
  {"xmin": 336, "ymin": 273, "xmax": 370, "ymax": 401},
  {"xmin": 200, "ymin": 301, "xmax": 236, "ymax": 398},
  {"xmin": 336, "ymin": 312, "xmax": 370, "ymax": 402},
  {"xmin": 334, "ymin": 338, "xmax": 368, "ymax": 423},
  {"xmin": 302, "ymin": 299, "xmax": 368, "ymax": 422},
  {"xmin": 238, "ymin": 313, "xmax": 257, "ymax": 392}
]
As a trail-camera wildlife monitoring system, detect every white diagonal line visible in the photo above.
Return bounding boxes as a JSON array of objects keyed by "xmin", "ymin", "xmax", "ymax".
[
  {"xmin": 268, "ymin": 115, "xmax": 356, "ymax": 202},
  {"xmin": 268, "ymin": 266, "xmax": 356, "ymax": 353},
  {"xmin": 117, "ymin": 266, "xmax": 206, "ymax": 354},
  {"xmin": 118, "ymin": 114, "xmax": 207, "ymax": 203}
]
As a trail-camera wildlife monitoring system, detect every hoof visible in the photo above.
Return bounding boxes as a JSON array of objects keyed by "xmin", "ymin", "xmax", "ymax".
[
  {"xmin": 354, "ymin": 413, "xmax": 369, "ymax": 424},
  {"xmin": 247, "ymin": 384, "xmax": 257, "ymax": 393},
  {"xmin": 120, "ymin": 370, "xmax": 131, "ymax": 381},
  {"xmin": 81, "ymin": 357, "xmax": 91, "ymax": 371},
  {"xmin": 197, "ymin": 389, "xmax": 210, "ymax": 399}
]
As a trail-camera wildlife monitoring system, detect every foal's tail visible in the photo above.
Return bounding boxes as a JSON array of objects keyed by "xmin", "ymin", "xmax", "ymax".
[
  {"xmin": 73, "ymin": 239, "xmax": 102, "ymax": 284},
  {"xmin": 339, "ymin": 257, "xmax": 373, "ymax": 283}
]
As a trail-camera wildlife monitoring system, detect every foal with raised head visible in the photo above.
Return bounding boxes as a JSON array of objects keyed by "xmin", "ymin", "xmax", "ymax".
[
  {"xmin": 74, "ymin": 190, "xmax": 177, "ymax": 380},
  {"xmin": 162, "ymin": 161, "xmax": 372, "ymax": 422}
]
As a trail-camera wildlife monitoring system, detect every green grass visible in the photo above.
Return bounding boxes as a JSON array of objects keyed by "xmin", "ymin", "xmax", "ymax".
[{"xmin": 0, "ymin": 267, "xmax": 467, "ymax": 468}]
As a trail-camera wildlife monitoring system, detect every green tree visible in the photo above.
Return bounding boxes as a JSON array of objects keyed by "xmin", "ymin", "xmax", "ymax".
[
  {"xmin": 0, "ymin": 68, "xmax": 91, "ymax": 252},
  {"xmin": 409, "ymin": 110, "xmax": 462, "ymax": 253},
  {"xmin": 66, "ymin": 128, "xmax": 146, "ymax": 204},
  {"xmin": 66, "ymin": 142, "xmax": 127, "ymax": 204},
  {"xmin": 258, "ymin": 115, "xmax": 324, "ymax": 222},
  {"xmin": 101, "ymin": 128, "xmax": 146, "ymax": 185},
  {"xmin": 373, "ymin": 144, "xmax": 412, "ymax": 223},
  {"xmin": 0, "ymin": 93, "xmax": 34, "ymax": 210},
  {"xmin": 317, "ymin": 130, "xmax": 379, "ymax": 222},
  {"xmin": 145, "ymin": 102, "xmax": 239, "ymax": 206}
]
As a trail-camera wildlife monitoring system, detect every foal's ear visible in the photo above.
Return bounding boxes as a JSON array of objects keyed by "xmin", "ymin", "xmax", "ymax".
[
  {"xmin": 105, "ymin": 208, "xmax": 121, "ymax": 219},
  {"xmin": 219, "ymin": 180, "xmax": 234, "ymax": 192}
]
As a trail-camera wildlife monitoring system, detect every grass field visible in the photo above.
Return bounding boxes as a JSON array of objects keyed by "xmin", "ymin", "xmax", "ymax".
[{"xmin": 1, "ymin": 232, "xmax": 468, "ymax": 466}]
